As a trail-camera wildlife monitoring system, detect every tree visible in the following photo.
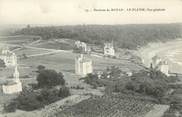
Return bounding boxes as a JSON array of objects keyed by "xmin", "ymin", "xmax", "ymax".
[
  {"xmin": 3, "ymin": 100, "xmax": 17, "ymax": 112},
  {"xmin": 0, "ymin": 59, "xmax": 6, "ymax": 68},
  {"xmin": 81, "ymin": 73, "xmax": 104, "ymax": 88},
  {"xmin": 16, "ymin": 88, "xmax": 44, "ymax": 111},
  {"xmin": 59, "ymin": 86, "xmax": 71, "ymax": 98},
  {"xmin": 37, "ymin": 88, "xmax": 61, "ymax": 105},
  {"xmin": 36, "ymin": 69, "xmax": 65, "ymax": 87},
  {"xmin": 36, "ymin": 65, "xmax": 46, "ymax": 73}
]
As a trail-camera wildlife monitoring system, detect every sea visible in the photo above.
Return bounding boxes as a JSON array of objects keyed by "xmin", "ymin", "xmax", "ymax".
[{"xmin": 140, "ymin": 39, "xmax": 182, "ymax": 74}]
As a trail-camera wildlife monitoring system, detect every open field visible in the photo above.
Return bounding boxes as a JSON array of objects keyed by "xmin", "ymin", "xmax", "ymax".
[
  {"xmin": 32, "ymin": 39, "xmax": 74, "ymax": 50},
  {"xmin": 17, "ymin": 51, "xmax": 142, "ymax": 79},
  {"xmin": 0, "ymin": 35, "xmax": 143, "ymax": 91},
  {"xmin": 15, "ymin": 48, "xmax": 50, "ymax": 56},
  {"xmin": 0, "ymin": 35, "xmax": 39, "ymax": 45},
  {"xmin": 0, "ymin": 35, "xmax": 144, "ymax": 116}
]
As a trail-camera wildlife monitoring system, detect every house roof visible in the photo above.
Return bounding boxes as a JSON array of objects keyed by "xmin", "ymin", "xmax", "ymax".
[{"xmin": 76, "ymin": 55, "xmax": 92, "ymax": 63}]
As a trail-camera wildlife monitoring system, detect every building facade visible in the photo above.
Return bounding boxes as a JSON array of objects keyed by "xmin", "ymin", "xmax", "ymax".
[
  {"xmin": 2, "ymin": 82, "xmax": 22, "ymax": 94},
  {"xmin": 151, "ymin": 55, "xmax": 162, "ymax": 68},
  {"xmin": 0, "ymin": 48, "xmax": 17, "ymax": 67},
  {"xmin": 75, "ymin": 41, "xmax": 91, "ymax": 53},
  {"xmin": 157, "ymin": 61, "xmax": 169, "ymax": 76},
  {"xmin": 151, "ymin": 55, "xmax": 169, "ymax": 76},
  {"xmin": 104, "ymin": 42, "xmax": 115, "ymax": 56},
  {"xmin": 2, "ymin": 65, "xmax": 22, "ymax": 94},
  {"xmin": 75, "ymin": 54, "xmax": 93, "ymax": 76},
  {"xmin": 0, "ymin": 47, "xmax": 22, "ymax": 94}
]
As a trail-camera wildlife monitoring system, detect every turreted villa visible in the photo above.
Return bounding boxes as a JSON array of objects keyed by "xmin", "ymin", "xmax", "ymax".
[
  {"xmin": 0, "ymin": 47, "xmax": 17, "ymax": 67},
  {"xmin": 104, "ymin": 42, "xmax": 115, "ymax": 56},
  {"xmin": 75, "ymin": 54, "xmax": 93, "ymax": 76},
  {"xmin": 1, "ymin": 65, "xmax": 22, "ymax": 94},
  {"xmin": 151, "ymin": 55, "xmax": 169, "ymax": 76}
]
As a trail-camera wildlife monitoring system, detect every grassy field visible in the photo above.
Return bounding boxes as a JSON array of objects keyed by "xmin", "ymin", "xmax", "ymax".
[
  {"xmin": 15, "ymin": 48, "xmax": 50, "ymax": 56},
  {"xmin": 0, "ymin": 35, "xmax": 143, "ymax": 94},
  {"xmin": 33, "ymin": 40, "xmax": 74, "ymax": 50},
  {"xmin": 0, "ymin": 35, "xmax": 144, "ymax": 116},
  {"xmin": 0, "ymin": 35, "xmax": 38, "ymax": 45}
]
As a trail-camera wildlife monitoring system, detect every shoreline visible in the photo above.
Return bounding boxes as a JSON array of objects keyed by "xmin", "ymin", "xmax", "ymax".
[{"xmin": 138, "ymin": 38, "xmax": 182, "ymax": 73}]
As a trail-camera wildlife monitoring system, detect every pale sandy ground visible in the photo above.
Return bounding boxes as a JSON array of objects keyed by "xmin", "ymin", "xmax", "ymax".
[{"xmin": 138, "ymin": 38, "xmax": 182, "ymax": 73}]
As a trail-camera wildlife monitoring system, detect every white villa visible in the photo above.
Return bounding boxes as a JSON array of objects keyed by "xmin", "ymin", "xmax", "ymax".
[
  {"xmin": 1, "ymin": 65, "xmax": 22, "ymax": 94},
  {"xmin": 104, "ymin": 42, "xmax": 115, "ymax": 56},
  {"xmin": 0, "ymin": 47, "xmax": 22, "ymax": 94},
  {"xmin": 151, "ymin": 55, "xmax": 169, "ymax": 76},
  {"xmin": 75, "ymin": 41, "xmax": 91, "ymax": 53},
  {"xmin": 75, "ymin": 54, "xmax": 93, "ymax": 76},
  {"xmin": 156, "ymin": 60, "xmax": 170, "ymax": 76},
  {"xmin": 0, "ymin": 47, "xmax": 17, "ymax": 67}
]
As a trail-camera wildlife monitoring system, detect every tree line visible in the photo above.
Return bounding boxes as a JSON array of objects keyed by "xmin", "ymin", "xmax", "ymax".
[{"xmin": 14, "ymin": 24, "xmax": 182, "ymax": 49}]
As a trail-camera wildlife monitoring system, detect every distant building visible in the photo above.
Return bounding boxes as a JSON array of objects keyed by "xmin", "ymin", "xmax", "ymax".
[
  {"xmin": 156, "ymin": 61, "xmax": 169, "ymax": 76},
  {"xmin": 74, "ymin": 41, "xmax": 91, "ymax": 53},
  {"xmin": 126, "ymin": 71, "xmax": 133, "ymax": 76},
  {"xmin": 151, "ymin": 55, "xmax": 169, "ymax": 76},
  {"xmin": 75, "ymin": 54, "xmax": 93, "ymax": 76},
  {"xmin": 104, "ymin": 42, "xmax": 115, "ymax": 56},
  {"xmin": 0, "ymin": 48, "xmax": 17, "ymax": 67},
  {"xmin": 2, "ymin": 65, "xmax": 22, "ymax": 94},
  {"xmin": 0, "ymin": 48, "xmax": 22, "ymax": 94},
  {"xmin": 151, "ymin": 55, "xmax": 162, "ymax": 68}
]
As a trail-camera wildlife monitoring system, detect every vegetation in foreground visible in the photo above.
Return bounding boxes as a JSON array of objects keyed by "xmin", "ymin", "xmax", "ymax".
[
  {"xmin": 81, "ymin": 66, "xmax": 182, "ymax": 116},
  {"xmin": 36, "ymin": 65, "xmax": 65, "ymax": 88},
  {"xmin": 56, "ymin": 94, "xmax": 154, "ymax": 117},
  {"xmin": 4, "ymin": 65, "xmax": 70, "ymax": 112},
  {"xmin": 82, "ymin": 66, "xmax": 177, "ymax": 99}
]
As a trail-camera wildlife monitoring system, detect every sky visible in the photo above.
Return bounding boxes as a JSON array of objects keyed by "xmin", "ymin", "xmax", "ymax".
[{"xmin": 0, "ymin": 0, "xmax": 182, "ymax": 25}]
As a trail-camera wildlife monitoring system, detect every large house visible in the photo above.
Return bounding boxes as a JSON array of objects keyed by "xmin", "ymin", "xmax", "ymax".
[
  {"xmin": 74, "ymin": 41, "xmax": 91, "ymax": 53},
  {"xmin": 156, "ymin": 60, "xmax": 170, "ymax": 76},
  {"xmin": 0, "ymin": 47, "xmax": 22, "ymax": 94},
  {"xmin": 0, "ymin": 48, "xmax": 17, "ymax": 67},
  {"xmin": 104, "ymin": 42, "xmax": 115, "ymax": 56},
  {"xmin": 151, "ymin": 55, "xmax": 169, "ymax": 76},
  {"xmin": 0, "ymin": 65, "xmax": 22, "ymax": 94},
  {"xmin": 75, "ymin": 54, "xmax": 93, "ymax": 76}
]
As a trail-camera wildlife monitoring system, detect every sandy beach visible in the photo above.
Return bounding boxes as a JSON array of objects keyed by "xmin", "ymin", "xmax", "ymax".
[{"xmin": 138, "ymin": 38, "xmax": 182, "ymax": 73}]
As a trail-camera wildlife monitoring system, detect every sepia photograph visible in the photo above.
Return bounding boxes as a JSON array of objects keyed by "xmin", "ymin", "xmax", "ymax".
[{"xmin": 0, "ymin": 0, "xmax": 182, "ymax": 117}]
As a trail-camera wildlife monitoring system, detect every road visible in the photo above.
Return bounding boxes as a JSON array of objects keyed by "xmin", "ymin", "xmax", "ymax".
[
  {"xmin": 0, "ymin": 43, "xmax": 72, "ymax": 57},
  {"xmin": 25, "ymin": 45, "xmax": 72, "ymax": 57}
]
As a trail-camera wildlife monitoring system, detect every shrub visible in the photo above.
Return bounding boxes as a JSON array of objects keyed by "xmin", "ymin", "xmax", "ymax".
[
  {"xmin": 16, "ymin": 89, "xmax": 44, "ymax": 111},
  {"xmin": 125, "ymin": 79, "xmax": 168, "ymax": 98},
  {"xmin": 3, "ymin": 101, "xmax": 17, "ymax": 113},
  {"xmin": 0, "ymin": 59, "xmax": 6, "ymax": 68},
  {"xmin": 10, "ymin": 86, "xmax": 70, "ymax": 111},
  {"xmin": 37, "ymin": 88, "xmax": 61, "ymax": 105},
  {"xmin": 81, "ymin": 73, "xmax": 105, "ymax": 88},
  {"xmin": 59, "ymin": 86, "xmax": 71, "ymax": 98},
  {"xmin": 36, "ymin": 69, "xmax": 65, "ymax": 87},
  {"xmin": 36, "ymin": 65, "xmax": 45, "ymax": 73}
]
